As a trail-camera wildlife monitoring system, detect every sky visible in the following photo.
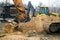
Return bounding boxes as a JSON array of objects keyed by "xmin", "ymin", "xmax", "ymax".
[{"xmin": 0, "ymin": 0, "xmax": 60, "ymax": 7}]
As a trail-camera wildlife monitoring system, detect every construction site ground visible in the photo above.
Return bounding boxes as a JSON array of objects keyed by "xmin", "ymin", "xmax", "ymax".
[
  {"xmin": 0, "ymin": 29, "xmax": 60, "ymax": 40},
  {"xmin": 0, "ymin": 16, "xmax": 60, "ymax": 40}
]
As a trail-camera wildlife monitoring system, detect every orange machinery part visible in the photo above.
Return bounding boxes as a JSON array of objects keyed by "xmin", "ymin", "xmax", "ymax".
[{"xmin": 13, "ymin": 0, "xmax": 26, "ymax": 20}]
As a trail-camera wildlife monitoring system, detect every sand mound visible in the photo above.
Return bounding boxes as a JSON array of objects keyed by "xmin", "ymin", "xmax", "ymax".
[{"xmin": 18, "ymin": 15, "xmax": 51, "ymax": 33}]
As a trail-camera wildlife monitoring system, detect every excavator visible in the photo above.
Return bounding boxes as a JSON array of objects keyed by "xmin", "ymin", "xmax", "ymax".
[
  {"xmin": 3, "ymin": 0, "xmax": 60, "ymax": 34},
  {"xmin": 36, "ymin": 7, "xmax": 60, "ymax": 33},
  {"xmin": 13, "ymin": 0, "xmax": 35, "ymax": 22},
  {"xmin": 3, "ymin": 0, "xmax": 36, "ymax": 33},
  {"xmin": 13, "ymin": 0, "xmax": 26, "ymax": 22}
]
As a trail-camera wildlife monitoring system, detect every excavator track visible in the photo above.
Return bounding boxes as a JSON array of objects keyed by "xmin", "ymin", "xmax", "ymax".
[{"xmin": 44, "ymin": 21, "xmax": 60, "ymax": 33}]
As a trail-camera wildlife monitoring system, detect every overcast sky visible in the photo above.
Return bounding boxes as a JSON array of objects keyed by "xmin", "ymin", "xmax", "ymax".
[{"xmin": 0, "ymin": 0, "xmax": 60, "ymax": 7}]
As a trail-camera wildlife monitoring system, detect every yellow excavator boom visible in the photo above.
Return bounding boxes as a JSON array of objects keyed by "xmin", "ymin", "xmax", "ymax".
[{"xmin": 13, "ymin": 0, "xmax": 26, "ymax": 21}]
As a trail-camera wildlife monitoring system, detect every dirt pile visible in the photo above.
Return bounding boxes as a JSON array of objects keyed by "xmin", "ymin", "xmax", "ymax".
[
  {"xmin": 2, "ymin": 15, "xmax": 60, "ymax": 34},
  {"xmin": 1, "ymin": 15, "xmax": 60, "ymax": 40},
  {"xmin": 2, "ymin": 23, "xmax": 14, "ymax": 33},
  {"xmin": 50, "ymin": 16, "xmax": 60, "ymax": 21},
  {"xmin": 18, "ymin": 15, "xmax": 51, "ymax": 33}
]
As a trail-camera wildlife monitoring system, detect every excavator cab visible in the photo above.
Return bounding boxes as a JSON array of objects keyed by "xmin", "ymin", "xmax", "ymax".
[
  {"xmin": 39, "ymin": 7, "xmax": 49, "ymax": 15},
  {"xmin": 36, "ymin": 7, "xmax": 49, "ymax": 17}
]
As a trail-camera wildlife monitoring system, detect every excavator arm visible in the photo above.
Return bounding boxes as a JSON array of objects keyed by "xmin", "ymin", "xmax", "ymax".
[{"xmin": 13, "ymin": 0, "xmax": 26, "ymax": 21}]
